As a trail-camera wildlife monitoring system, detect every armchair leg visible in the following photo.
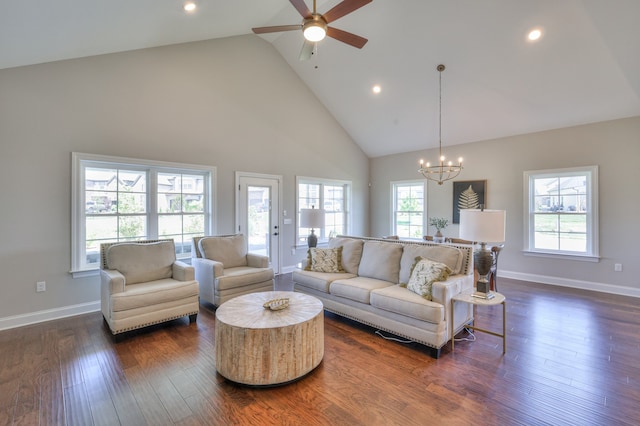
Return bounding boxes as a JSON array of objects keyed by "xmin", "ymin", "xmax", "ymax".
[{"xmin": 189, "ymin": 313, "xmax": 198, "ymax": 323}]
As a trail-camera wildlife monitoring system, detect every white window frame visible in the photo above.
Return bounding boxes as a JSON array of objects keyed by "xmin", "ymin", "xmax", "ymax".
[
  {"xmin": 296, "ymin": 176, "xmax": 351, "ymax": 247},
  {"xmin": 391, "ymin": 180, "xmax": 426, "ymax": 240},
  {"xmin": 523, "ymin": 165, "xmax": 599, "ymax": 261},
  {"xmin": 71, "ymin": 152, "xmax": 216, "ymax": 277}
]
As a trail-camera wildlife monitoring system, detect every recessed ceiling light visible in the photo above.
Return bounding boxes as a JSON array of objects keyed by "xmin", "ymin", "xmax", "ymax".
[
  {"xmin": 527, "ymin": 28, "xmax": 543, "ymax": 41},
  {"xmin": 184, "ymin": 2, "xmax": 196, "ymax": 12},
  {"xmin": 372, "ymin": 85, "xmax": 381, "ymax": 94}
]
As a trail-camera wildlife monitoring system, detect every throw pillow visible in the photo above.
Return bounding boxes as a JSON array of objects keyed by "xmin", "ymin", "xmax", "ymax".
[
  {"xmin": 309, "ymin": 247, "xmax": 344, "ymax": 273},
  {"xmin": 406, "ymin": 258, "xmax": 452, "ymax": 300}
]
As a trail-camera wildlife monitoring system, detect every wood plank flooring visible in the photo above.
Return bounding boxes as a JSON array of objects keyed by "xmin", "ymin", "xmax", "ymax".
[{"xmin": 1, "ymin": 276, "xmax": 639, "ymax": 425}]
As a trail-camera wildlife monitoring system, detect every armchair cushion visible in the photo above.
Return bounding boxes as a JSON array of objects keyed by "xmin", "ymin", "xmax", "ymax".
[
  {"xmin": 106, "ymin": 241, "xmax": 175, "ymax": 285},
  {"xmin": 199, "ymin": 234, "xmax": 248, "ymax": 268},
  {"xmin": 216, "ymin": 267, "xmax": 275, "ymax": 290},
  {"xmin": 110, "ymin": 278, "xmax": 199, "ymax": 312}
]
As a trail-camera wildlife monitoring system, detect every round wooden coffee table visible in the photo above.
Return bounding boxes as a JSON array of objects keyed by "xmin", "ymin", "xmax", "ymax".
[{"xmin": 215, "ymin": 291, "xmax": 324, "ymax": 386}]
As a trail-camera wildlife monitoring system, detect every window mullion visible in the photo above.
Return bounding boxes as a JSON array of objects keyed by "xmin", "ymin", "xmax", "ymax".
[{"xmin": 148, "ymin": 170, "xmax": 158, "ymax": 239}]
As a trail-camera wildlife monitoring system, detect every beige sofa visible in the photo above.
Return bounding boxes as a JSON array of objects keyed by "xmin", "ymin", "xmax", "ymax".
[
  {"xmin": 292, "ymin": 236, "xmax": 475, "ymax": 358},
  {"xmin": 192, "ymin": 234, "xmax": 274, "ymax": 307},
  {"xmin": 100, "ymin": 239, "xmax": 200, "ymax": 339}
]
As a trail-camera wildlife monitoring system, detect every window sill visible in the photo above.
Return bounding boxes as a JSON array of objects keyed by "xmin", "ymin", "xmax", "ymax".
[
  {"xmin": 522, "ymin": 250, "xmax": 600, "ymax": 263},
  {"xmin": 70, "ymin": 268, "xmax": 100, "ymax": 278}
]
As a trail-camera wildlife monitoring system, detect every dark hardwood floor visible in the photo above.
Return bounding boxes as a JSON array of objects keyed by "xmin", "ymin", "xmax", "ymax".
[{"xmin": 1, "ymin": 275, "xmax": 639, "ymax": 425}]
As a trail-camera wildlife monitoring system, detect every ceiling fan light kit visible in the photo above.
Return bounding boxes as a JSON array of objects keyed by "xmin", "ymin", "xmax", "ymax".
[
  {"xmin": 303, "ymin": 16, "xmax": 327, "ymax": 42},
  {"xmin": 252, "ymin": 0, "xmax": 372, "ymax": 60}
]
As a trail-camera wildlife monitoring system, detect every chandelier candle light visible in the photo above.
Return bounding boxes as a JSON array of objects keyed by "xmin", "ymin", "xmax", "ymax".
[{"xmin": 418, "ymin": 64, "xmax": 463, "ymax": 185}]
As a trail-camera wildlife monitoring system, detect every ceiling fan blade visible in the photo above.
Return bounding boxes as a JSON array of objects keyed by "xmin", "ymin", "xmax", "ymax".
[
  {"xmin": 322, "ymin": 0, "xmax": 372, "ymax": 24},
  {"xmin": 252, "ymin": 25, "xmax": 301, "ymax": 34},
  {"xmin": 289, "ymin": 0, "xmax": 312, "ymax": 19},
  {"xmin": 299, "ymin": 40, "xmax": 315, "ymax": 61},
  {"xmin": 326, "ymin": 26, "xmax": 368, "ymax": 48}
]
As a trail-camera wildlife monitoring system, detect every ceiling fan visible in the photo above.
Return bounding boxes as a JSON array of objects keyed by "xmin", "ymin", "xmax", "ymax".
[{"xmin": 252, "ymin": 0, "xmax": 372, "ymax": 60}]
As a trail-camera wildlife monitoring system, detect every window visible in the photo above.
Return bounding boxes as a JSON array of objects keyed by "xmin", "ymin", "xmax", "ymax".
[
  {"xmin": 72, "ymin": 153, "xmax": 215, "ymax": 275},
  {"xmin": 297, "ymin": 177, "xmax": 350, "ymax": 245},
  {"xmin": 524, "ymin": 166, "xmax": 598, "ymax": 260},
  {"xmin": 392, "ymin": 181, "xmax": 426, "ymax": 239}
]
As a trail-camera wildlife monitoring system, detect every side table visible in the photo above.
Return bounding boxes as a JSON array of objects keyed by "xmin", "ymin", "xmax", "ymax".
[{"xmin": 451, "ymin": 292, "xmax": 506, "ymax": 353}]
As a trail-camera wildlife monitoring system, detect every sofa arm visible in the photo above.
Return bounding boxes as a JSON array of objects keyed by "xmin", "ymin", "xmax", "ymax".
[
  {"xmin": 173, "ymin": 261, "xmax": 195, "ymax": 281},
  {"xmin": 431, "ymin": 275, "xmax": 473, "ymax": 305},
  {"xmin": 247, "ymin": 253, "xmax": 269, "ymax": 268},
  {"xmin": 432, "ymin": 274, "xmax": 474, "ymax": 335},
  {"xmin": 100, "ymin": 269, "xmax": 125, "ymax": 294}
]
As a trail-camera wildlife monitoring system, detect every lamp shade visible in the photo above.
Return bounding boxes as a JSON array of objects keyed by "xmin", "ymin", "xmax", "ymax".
[
  {"xmin": 459, "ymin": 209, "xmax": 506, "ymax": 243},
  {"xmin": 300, "ymin": 208, "xmax": 325, "ymax": 229}
]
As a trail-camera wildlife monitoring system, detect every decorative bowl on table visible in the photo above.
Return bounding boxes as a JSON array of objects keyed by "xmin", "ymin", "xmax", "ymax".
[{"xmin": 263, "ymin": 298, "xmax": 290, "ymax": 311}]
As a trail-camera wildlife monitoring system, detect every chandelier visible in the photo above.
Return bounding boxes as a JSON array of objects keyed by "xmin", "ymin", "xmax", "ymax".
[{"xmin": 418, "ymin": 64, "xmax": 463, "ymax": 185}]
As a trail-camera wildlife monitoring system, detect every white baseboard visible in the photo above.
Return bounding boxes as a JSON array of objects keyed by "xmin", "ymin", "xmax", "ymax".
[
  {"xmin": 0, "ymin": 301, "xmax": 100, "ymax": 331},
  {"xmin": 280, "ymin": 265, "xmax": 298, "ymax": 274},
  {"xmin": 3, "ymin": 270, "xmax": 635, "ymax": 332},
  {"xmin": 500, "ymin": 270, "xmax": 640, "ymax": 298}
]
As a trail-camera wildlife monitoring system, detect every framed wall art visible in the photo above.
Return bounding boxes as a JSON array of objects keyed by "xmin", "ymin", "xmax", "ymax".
[{"xmin": 452, "ymin": 180, "xmax": 486, "ymax": 224}]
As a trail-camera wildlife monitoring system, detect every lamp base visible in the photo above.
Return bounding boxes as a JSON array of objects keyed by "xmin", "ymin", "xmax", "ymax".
[
  {"xmin": 473, "ymin": 244, "xmax": 494, "ymax": 299},
  {"xmin": 307, "ymin": 230, "xmax": 318, "ymax": 248}
]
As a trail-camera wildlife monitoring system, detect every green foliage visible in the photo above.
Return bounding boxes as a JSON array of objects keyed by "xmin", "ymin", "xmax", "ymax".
[
  {"xmin": 429, "ymin": 217, "xmax": 449, "ymax": 231},
  {"xmin": 399, "ymin": 196, "xmax": 419, "ymax": 212}
]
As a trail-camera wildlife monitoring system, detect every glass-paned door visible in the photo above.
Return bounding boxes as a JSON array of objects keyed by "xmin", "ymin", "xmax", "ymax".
[{"xmin": 236, "ymin": 173, "xmax": 281, "ymax": 274}]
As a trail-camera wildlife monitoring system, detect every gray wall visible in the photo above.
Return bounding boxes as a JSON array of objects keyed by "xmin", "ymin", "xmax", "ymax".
[
  {"xmin": 0, "ymin": 35, "xmax": 369, "ymax": 324},
  {"xmin": 370, "ymin": 116, "xmax": 640, "ymax": 296}
]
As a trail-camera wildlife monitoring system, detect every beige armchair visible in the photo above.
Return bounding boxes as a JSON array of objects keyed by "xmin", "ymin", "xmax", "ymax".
[
  {"xmin": 100, "ymin": 239, "xmax": 199, "ymax": 339},
  {"xmin": 192, "ymin": 234, "xmax": 274, "ymax": 307}
]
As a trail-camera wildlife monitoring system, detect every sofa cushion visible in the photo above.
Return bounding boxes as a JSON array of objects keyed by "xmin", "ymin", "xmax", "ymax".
[
  {"xmin": 199, "ymin": 235, "xmax": 247, "ymax": 268},
  {"xmin": 358, "ymin": 241, "xmax": 403, "ymax": 283},
  {"xmin": 329, "ymin": 237, "xmax": 364, "ymax": 274},
  {"xmin": 330, "ymin": 277, "xmax": 393, "ymax": 304},
  {"xmin": 293, "ymin": 269, "xmax": 356, "ymax": 294},
  {"xmin": 399, "ymin": 244, "xmax": 463, "ymax": 283},
  {"xmin": 309, "ymin": 247, "xmax": 344, "ymax": 273},
  {"xmin": 370, "ymin": 285, "xmax": 444, "ymax": 324},
  {"xmin": 405, "ymin": 258, "xmax": 452, "ymax": 300},
  {"xmin": 106, "ymin": 241, "xmax": 175, "ymax": 285}
]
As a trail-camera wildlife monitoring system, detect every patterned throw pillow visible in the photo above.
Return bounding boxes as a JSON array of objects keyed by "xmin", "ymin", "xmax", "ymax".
[
  {"xmin": 309, "ymin": 247, "xmax": 344, "ymax": 273},
  {"xmin": 406, "ymin": 258, "xmax": 452, "ymax": 300}
]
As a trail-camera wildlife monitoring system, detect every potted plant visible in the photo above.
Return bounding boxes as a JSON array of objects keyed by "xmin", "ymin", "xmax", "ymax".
[{"xmin": 429, "ymin": 217, "xmax": 449, "ymax": 243}]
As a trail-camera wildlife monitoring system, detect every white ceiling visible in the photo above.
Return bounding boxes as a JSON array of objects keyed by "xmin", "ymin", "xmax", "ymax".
[{"xmin": 2, "ymin": 0, "xmax": 639, "ymax": 157}]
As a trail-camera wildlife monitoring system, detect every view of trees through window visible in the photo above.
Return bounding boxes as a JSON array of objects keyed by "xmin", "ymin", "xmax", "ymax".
[
  {"xmin": 393, "ymin": 183, "xmax": 425, "ymax": 239},
  {"xmin": 297, "ymin": 179, "xmax": 347, "ymax": 244},
  {"xmin": 84, "ymin": 167, "xmax": 206, "ymax": 266},
  {"xmin": 531, "ymin": 174, "xmax": 588, "ymax": 252}
]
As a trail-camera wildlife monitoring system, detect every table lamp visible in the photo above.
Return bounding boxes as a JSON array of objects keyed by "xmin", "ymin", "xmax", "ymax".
[
  {"xmin": 459, "ymin": 207, "xmax": 506, "ymax": 299},
  {"xmin": 300, "ymin": 206, "xmax": 325, "ymax": 248}
]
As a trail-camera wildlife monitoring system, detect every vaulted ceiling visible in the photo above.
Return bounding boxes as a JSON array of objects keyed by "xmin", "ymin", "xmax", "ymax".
[{"xmin": 2, "ymin": 0, "xmax": 639, "ymax": 157}]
